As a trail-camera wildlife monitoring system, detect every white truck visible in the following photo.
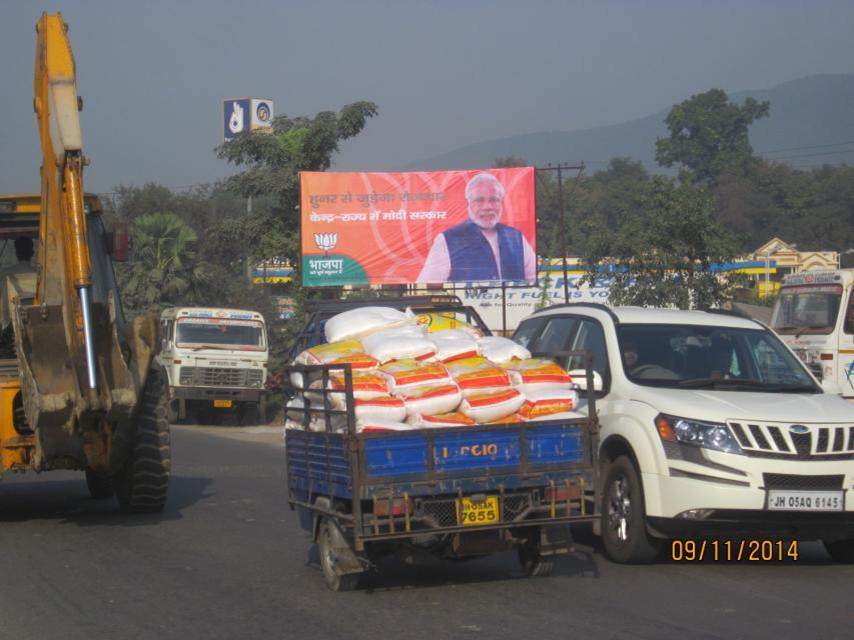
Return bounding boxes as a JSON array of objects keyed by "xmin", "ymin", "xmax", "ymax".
[
  {"xmin": 157, "ymin": 307, "xmax": 268, "ymax": 425},
  {"xmin": 513, "ymin": 303, "xmax": 854, "ymax": 563},
  {"xmin": 770, "ymin": 269, "xmax": 854, "ymax": 400}
]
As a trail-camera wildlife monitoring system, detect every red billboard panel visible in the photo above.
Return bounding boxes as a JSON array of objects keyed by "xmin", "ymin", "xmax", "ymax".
[{"xmin": 300, "ymin": 168, "xmax": 536, "ymax": 287}]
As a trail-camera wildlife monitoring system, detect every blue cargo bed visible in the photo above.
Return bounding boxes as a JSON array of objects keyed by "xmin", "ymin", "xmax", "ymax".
[{"xmin": 286, "ymin": 419, "xmax": 592, "ymax": 500}]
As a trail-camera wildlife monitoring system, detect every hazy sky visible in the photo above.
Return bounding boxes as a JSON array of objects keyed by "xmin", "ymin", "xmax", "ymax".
[{"xmin": 1, "ymin": 0, "xmax": 853, "ymax": 194}]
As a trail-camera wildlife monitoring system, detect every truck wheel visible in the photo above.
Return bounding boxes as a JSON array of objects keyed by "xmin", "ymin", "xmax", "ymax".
[
  {"xmin": 601, "ymin": 455, "xmax": 662, "ymax": 563},
  {"xmin": 166, "ymin": 398, "xmax": 179, "ymax": 425},
  {"xmin": 318, "ymin": 518, "xmax": 361, "ymax": 592},
  {"xmin": 85, "ymin": 468, "xmax": 114, "ymax": 499},
  {"xmin": 114, "ymin": 370, "xmax": 171, "ymax": 514},
  {"xmin": 824, "ymin": 539, "xmax": 854, "ymax": 563},
  {"xmin": 517, "ymin": 539, "xmax": 555, "ymax": 577},
  {"xmin": 239, "ymin": 402, "xmax": 261, "ymax": 426}
]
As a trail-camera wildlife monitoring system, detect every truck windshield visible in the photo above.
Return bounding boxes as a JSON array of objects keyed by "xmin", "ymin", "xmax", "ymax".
[
  {"xmin": 617, "ymin": 324, "xmax": 819, "ymax": 392},
  {"xmin": 176, "ymin": 319, "xmax": 266, "ymax": 351},
  {"xmin": 771, "ymin": 284, "xmax": 842, "ymax": 334}
]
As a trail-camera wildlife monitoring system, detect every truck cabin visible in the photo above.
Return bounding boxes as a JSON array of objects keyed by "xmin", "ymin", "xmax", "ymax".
[
  {"xmin": 160, "ymin": 308, "xmax": 268, "ymax": 354},
  {"xmin": 772, "ymin": 270, "xmax": 854, "ymax": 336}
]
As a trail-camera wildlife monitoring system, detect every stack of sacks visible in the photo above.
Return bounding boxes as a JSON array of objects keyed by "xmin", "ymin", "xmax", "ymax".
[
  {"xmin": 407, "ymin": 412, "xmax": 476, "ymax": 428},
  {"xmin": 357, "ymin": 418, "xmax": 418, "ymax": 433},
  {"xmin": 429, "ymin": 329, "xmax": 480, "ymax": 363},
  {"xmin": 293, "ymin": 339, "xmax": 378, "ymax": 369},
  {"xmin": 504, "ymin": 358, "xmax": 573, "ymax": 393},
  {"xmin": 289, "ymin": 305, "xmax": 582, "ymax": 432},
  {"xmin": 446, "ymin": 357, "xmax": 512, "ymax": 397},
  {"xmin": 325, "ymin": 306, "xmax": 416, "ymax": 342},
  {"xmin": 477, "ymin": 336, "xmax": 531, "ymax": 364},
  {"xmin": 459, "ymin": 388, "xmax": 526, "ymax": 423},
  {"xmin": 291, "ymin": 339, "xmax": 379, "ymax": 388},
  {"xmin": 379, "ymin": 359, "xmax": 461, "ymax": 417},
  {"xmin": 504, "ymin": 357, "xmax": 577, "ymax": 421},
  {"xmin": 395, "ymin": 384, "xmax": 462, "ymax": 418},
  {"xmin": 518, "ymin": 388, "xmax": 580, "ymax": 421},
  {"xmin": 363, "ymin": 325, "xmax": 436, "ymax": 364},
  {"xmin": 324, "ymin": 367, "xmax": 406, "ymax": 422},
  {"xmin": 379, "ymin": 359, "xmax": 453, "ymax": 392}
]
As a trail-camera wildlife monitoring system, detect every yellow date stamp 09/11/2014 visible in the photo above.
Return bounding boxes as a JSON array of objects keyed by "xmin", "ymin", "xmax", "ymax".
[{"xmin": 670, "ymin": 539, "xmax": 800, "ymax": 562}]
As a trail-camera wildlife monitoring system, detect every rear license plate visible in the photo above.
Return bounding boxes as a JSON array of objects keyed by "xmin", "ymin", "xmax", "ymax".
[
  {"xmin": 459, "ymin": 496, "xmax": 499, "ymax": 526},
  {"xmin": 213, "ymin": 399, "xmax": 233, "ymax": 408},
  {"xmin": 767, "ymin": 490, "xmax": 843, "ymax": 512}
]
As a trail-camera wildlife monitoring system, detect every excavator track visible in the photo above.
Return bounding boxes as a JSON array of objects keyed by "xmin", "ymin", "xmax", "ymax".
[{"xmin": 115, "ymin": 371, "xmax": 171, "ymax": 513}]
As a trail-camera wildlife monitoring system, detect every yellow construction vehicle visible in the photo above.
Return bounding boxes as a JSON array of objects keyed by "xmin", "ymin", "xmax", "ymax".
[{"xmin": 0, "ymin": 13, "xmax": 169, "ymax": 512}]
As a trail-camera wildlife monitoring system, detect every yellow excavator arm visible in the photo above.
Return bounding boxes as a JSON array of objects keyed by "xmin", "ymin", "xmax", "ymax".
[
  {"xmin": 33, "ymin": 12, "xmax": 97, "ymax": 392},
  {"xmin": 8, "ymin": 13, "xmax": 160, "ymax": 482},
  {"xmin": 0, "ymin": 13, "xmax": 168, "ymax": 513}
]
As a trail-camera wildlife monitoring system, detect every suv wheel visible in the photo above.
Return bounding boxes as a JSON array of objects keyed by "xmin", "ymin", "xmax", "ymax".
[
  {"xmin": 824, "ymin": 539, "xmax": 854, "ymax": 563},
  {"xmin": 601, "ymin": 455, "xmax": 662, "ymax": 563}
]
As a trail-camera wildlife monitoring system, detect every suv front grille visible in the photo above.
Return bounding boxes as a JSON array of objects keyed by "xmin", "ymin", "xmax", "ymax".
[
  {"xmin": 729, "ymin": 421, "xmax": 854, "ymax": 460},
  {"xmin": 763, "ymin": 473, "xmax": 844, "ymax": 490},
  {"xmin": 179, "ymin": 366, "xmax": 263, "ymax": 388}
]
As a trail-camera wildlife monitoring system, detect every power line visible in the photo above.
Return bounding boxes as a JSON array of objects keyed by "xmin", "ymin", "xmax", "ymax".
[{"xmin": 756, "ymin": 140, "xmax": 854, "ymax": 155}]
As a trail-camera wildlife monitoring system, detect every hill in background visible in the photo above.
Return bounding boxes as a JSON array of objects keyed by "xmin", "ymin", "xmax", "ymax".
[{"xmin": 406, "ymin": 74, "xmax": 854, "ymax": 172}]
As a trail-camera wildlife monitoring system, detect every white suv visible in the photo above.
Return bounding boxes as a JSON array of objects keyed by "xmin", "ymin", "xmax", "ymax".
[{"xmin": 513, "ymin": 303, "xmax": 854, "ymax": 563}]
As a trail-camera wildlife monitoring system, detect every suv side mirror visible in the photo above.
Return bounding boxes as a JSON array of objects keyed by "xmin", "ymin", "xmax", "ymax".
[
  {"xmin": 568, "ymin": 369, "xmax": 603, "ymax": 392},
  {"xmin": 110, "ymin": 222, "xmax": 129, "ymax": 262}
]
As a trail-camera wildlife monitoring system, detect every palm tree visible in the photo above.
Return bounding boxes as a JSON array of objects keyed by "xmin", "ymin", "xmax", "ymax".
[{"xmin": 117, "ymin": 212, "xmax": 207, "ymax": 314}]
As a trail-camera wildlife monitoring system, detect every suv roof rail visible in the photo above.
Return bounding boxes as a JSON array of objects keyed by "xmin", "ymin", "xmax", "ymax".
[
  {"xmin": 534, "ymin": 302, "xmax": 620, "ymax": 324},
  {"xmin": 700, "ymin": 307, "xmax": 756, "ymax": 322}
]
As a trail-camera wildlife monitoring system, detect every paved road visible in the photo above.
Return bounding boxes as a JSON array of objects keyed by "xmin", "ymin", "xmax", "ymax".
[{"xmin": 1, "ymin": 425, "xmax": 851, "ymax": 640}]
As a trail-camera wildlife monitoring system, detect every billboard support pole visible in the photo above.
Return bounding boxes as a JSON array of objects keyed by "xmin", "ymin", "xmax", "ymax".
[{"xmin": 537, "ymin": 163, "xmax": 585, "ymax": 303}]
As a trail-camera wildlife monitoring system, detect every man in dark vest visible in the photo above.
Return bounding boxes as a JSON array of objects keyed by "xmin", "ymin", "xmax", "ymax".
[{"xmin": 417, "ymin": 173, "xmax": 535, "ymax": 283}]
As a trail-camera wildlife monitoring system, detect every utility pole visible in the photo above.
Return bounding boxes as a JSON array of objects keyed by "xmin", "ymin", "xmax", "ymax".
[{"xmin": 536, "ymin": 163, "xmax": 585, "ymax": 303}]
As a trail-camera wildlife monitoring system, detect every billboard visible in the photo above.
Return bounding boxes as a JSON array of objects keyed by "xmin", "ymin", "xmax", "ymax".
[
  {"xmin": 300, "ymin": 168, "xmax": 536, "ymax": 287},
  {"xmin": 223, "ymin": 98, "xmax": 274, "ymax": 141}
]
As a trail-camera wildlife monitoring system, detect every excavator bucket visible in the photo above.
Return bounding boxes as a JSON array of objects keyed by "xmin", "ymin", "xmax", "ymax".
[{"xmin": 11, "ymin": 295, "xmax": 142, "ymax": 471}]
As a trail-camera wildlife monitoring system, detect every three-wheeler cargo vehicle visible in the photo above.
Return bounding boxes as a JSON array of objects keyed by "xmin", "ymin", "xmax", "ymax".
[{"xmin": 283, "ymin": 298, "xmax": 599, "ymax": 590}]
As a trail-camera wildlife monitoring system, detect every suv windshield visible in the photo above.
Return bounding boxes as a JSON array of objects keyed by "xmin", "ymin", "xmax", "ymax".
[
  {"xmin": 771, "ymin": 284, "xmax": 842, "ymax": 334},
  {"xmin": 176, "ymin": 319, "xmax": 266, "ymax": 350},
  {"xmin": 617, "ymin": 324, "xmax": 819, "ymax": 392}
]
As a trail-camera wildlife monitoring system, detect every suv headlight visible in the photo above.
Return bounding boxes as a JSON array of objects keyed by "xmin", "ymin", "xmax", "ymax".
[{"xmin": 655, "ymin": 414, "xmax": 742, "ymax": 455}]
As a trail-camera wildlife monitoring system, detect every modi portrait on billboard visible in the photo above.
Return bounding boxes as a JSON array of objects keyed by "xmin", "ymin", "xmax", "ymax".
[{"xmin": 300, "ymin": 167, "xmax": 536, "ymax": 287}]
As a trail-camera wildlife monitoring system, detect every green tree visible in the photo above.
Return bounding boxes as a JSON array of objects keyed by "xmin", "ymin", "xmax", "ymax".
[
  {"xmin": 655, "ymin": 89, "xmax": 769, "ymax": 184},
  {"xmin": 583, "ymin": 177, "xmax": 742, "ymax": 309},
  {"xmin": 116, "ymin": 212, "xmax": 207, "ymax": 315}
]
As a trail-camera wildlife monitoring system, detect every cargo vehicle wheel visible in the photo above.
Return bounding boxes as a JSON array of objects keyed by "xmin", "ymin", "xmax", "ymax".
[
  {"xmin": 518, "ymin": 539, "xmax": 554, "ymax": 577},
  {"xmin": 85, "ymin": 468, "xmax": 114, "ymax": 499},
  {"xmin": 238, "ymin": 402, "xmax": 261, "ymax": 426},
  {"xmin": 824, "ymin": 539, "xmax": 854, "ymax": 563},
  {"xmin": 601, "ymin": 455, "xmax": 661, "ymax": 563},
  {"xmin": 318, "ymin": 518, "xmax": 360, "ymax": 592},
  {"xmin": 114, "ymin": 370, "xmax": 171, "ymax": 514}
]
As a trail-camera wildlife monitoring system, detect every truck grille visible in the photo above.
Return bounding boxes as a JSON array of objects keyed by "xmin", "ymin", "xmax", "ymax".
[
  {"xmin": 179, "ymin": 366, "xmax": 263, "ymax": 388},
  {"xmin": 729, "ymin": 421, "xmax": 854, "ymax": 460}
]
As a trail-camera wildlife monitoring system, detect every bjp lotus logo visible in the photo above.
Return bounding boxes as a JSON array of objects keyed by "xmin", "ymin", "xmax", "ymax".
[{"xmin": 314, "ymin": 232, "xmax": 338, "ymax": 252}]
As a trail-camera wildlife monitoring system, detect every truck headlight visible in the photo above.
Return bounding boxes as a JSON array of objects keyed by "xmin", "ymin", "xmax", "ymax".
[{"xmin": 655, "ymin": 414, "xmax": 742, "ymax": 455}]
